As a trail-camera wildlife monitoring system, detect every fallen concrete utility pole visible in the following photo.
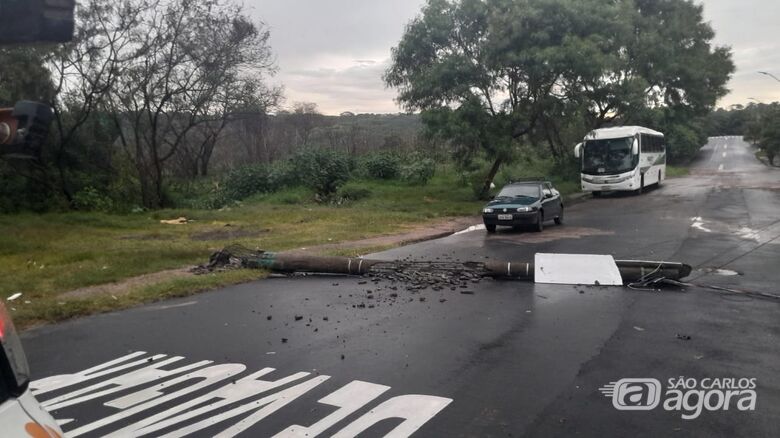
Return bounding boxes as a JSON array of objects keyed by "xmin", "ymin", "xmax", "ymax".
[{"xmin": 203, "ymin": 245, "xmax": 692, "ymax": 284}]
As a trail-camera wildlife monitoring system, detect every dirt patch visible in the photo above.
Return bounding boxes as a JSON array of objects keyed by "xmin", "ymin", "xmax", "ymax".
[
  {"xmin": 58, "ymin": 216, "xmax": 482, "ymax": 300},
  {"xmin": 59, "ymin": 267, "xmax": 193, "ymax": 300},
  {"xmin": 119, "ymin": 233, "xmax": 175, "ymax": 241},
  {"xmin": 190, "ymin": 227, "xmax": 270, "ymax": 241}
]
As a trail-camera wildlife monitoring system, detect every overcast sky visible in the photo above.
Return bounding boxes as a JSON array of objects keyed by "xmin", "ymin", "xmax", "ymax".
[{"xmin": 247, "ymin": 0, "xmax": 780, "ymax": 115}]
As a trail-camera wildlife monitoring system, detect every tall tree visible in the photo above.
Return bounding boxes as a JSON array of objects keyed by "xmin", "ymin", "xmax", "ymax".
[
  {"xmin": 386, "ymin": 0, "xmax": 733, "ymax": 198},
  {"xmin": 108, "ymin": 0, "xmax": 279, "ymax": 207},
  {"xmin": 289, "ymin": 102, "xmax": 326, "ymax": 146},
  {"xmin": 755, "ymin": 104, "xmax": 780, "ymax": 166},
  {"xmin": 0, "ymin": 48, "xmax": 55, "ymax": 106}
]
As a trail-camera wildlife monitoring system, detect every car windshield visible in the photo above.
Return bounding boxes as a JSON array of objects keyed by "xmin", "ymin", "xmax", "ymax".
[
  {"xmin": 582, "ymin": 137, "xmax": 637, "ymax": 175},
  {"xmin": 496, "ymin": 184, "xmax": 540, "ymax": 199}
]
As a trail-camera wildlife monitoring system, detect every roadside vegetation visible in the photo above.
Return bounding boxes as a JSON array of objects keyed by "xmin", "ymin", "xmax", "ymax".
[
  {"xmin": 1, "ymin": 167, "xmax": 487, "ymax": 328},
  {"xmin": 666, "ymin": 166, "xmax": 691, "ymax": 178},
  {"xmin": 707, "ymin": 103, "xmax": 780, "ymax": 166},
  {"xmin": 0, "ymin": 0, "xmax": 739, "ymax": 326},
  {"xmin": 2, "ymin": 146, "xmax": 598, "ymax": 328}
]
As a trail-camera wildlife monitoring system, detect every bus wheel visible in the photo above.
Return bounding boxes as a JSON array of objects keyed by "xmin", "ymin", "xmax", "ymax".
[
  {"xmin": 593, "ymin": 191, "xmax": 602, "ymax": 198},
  {"xmin": 636, "ymin": 175, "xmax": 644, "ymax": 195},
  {"xmin": 657, "ymin": 169, "xmax": 662, "ymax": 187}
]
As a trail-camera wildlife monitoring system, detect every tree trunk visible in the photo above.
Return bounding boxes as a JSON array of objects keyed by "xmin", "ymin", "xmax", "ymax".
[{"xmin": 480, "ymin": 157, "xmax": 502, "ymax": 199}]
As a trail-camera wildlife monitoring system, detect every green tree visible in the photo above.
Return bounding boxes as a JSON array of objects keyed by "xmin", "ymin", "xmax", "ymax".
[
  {"xmin": 386, "ymin": 0, "xmax": 604, "ymax": 198},
  {"xmin": 386, "ymin": 0, "xmax": 733, "ymax": 197},
  {"xmin": 0, "ymin": 48, "xmax": 55, "ymax": 106},
  {"xmin": 757, "ymin": 105, "xmax": 780, "ymax": 166}
]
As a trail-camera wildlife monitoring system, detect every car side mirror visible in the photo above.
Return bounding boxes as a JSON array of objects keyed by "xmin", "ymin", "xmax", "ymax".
[
  {"xmin": 632, "ymin": 138, "xmax": 639, "ymax": 155},
  {"xmin": 489, "ymin": 195, "xmax": 495, "ymax": 200},
  {"xmin": 544, "ymin": 192, "xmax": 553, "ymax": 199}
]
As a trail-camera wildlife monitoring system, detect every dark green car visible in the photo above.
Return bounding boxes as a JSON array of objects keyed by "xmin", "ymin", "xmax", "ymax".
[{"xmin": 482, "ymin": 181, "xmax": 564, "ymax": 233}]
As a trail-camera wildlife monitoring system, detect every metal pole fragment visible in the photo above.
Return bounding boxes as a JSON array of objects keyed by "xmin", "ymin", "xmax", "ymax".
[{"xmin": 228, "ymin": 249, "xmax": 692, "ymax": 283}]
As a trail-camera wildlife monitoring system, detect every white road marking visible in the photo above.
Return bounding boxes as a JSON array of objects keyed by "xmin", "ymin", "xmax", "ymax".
[
  {"xmin": 42, "ymin": 356, "xmax": 211, "ymax": 410},
  {"xmin": 69, "ymin": 363, "xmax": 248, "ymax": 436},
  {"xmin": 274, "ymin": 381, "xmax": 390, "ymax": 437},
  {"xmin": 144, "ymin": 301, "xmax": 198, "ymax": 311},
  {"xmin": 330, "ymin": 395, "xmax": 452, "ymax": 438},
  {"xmin": 454, "ymin": 224, "xmax": 485, "ymax": 235},
  {"xmin": 691, "ymin": 217, "xmax": 712, "ymax": 233},
  {"xmin": 32, "ymin": 352, "xmax": 452, "ymax": 438},
  {"xmin": 724, "ymin": 145, "xmax": 728, "ymax": 149},
  {"xmin": 718, "ymin": 164, "xmax": 724, "ymax": 171},
  {"xmin": 31, "ymin": 351, "xmax": 157, "ymax": 396},
  {"xmin": 722, "ymin": 152, "xmax": 727, "ymax": 158}
]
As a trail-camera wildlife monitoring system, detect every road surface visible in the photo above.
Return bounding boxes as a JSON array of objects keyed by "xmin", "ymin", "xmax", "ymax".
[{"xmin": 21, "ymin": 137, "xmax": 780, "ymax": 437}]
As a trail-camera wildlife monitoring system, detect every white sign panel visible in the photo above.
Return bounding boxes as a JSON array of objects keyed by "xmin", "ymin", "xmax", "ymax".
[{"xmin": 534, "ymin": 253, "xmax": 623, "ymax": 286}]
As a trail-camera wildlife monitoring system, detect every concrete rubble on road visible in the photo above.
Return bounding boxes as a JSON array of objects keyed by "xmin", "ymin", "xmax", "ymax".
[{"xmin": 193, "ymin": 245, "xmax": 693, "ymax": 288}]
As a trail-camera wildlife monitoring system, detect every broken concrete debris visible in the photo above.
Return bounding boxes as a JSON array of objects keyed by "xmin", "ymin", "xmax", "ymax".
[{"xmin": 195, "ymin": 245, "xmax": 692, "ymax": 285}]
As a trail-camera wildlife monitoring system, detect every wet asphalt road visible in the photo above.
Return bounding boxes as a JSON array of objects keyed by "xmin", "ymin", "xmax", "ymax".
[{"xmin": 21, "ymin": 137, "xmax": 780, "ymax": 437}]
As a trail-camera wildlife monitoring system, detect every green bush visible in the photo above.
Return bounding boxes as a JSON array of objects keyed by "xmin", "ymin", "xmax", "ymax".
[
  {"xmin": 222, "ymin": 164, "xmax": 271, "ymax": 201},
  {"xmin": 400, "ymin": 158, "xmax": 435, "ymax": 185},
  {"xmin": 221, "ymin": 160, "xmax": 297, "ymax": 204},
  {"xmin": 364, "ymin": 152, "xmax": 401, "ymax": 179},
  {"xmin": 338, "ymin": 186, "xmax": 372, "ymax": 201},
  {"xmin": 291, "ymin": 149, "xmax": 350, "ymax": 198},
  {"xmin": 276, "ymin": 192, "xmax": 305, "ymax": 204},
  {"xmin": 72, "ymin": 186, "xmax": 114, "ymax": 212}
]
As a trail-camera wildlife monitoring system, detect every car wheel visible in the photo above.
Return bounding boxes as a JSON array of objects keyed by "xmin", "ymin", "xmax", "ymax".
[
  {"xmin": 535, "ymin": 211, "xmax": 544, "ymax": 232},
  {"xmin": 485, "ymin": 224, "xmax": 496, "ymax": 233},
  {"xmin": 554, "ymin": 206, "xmax": 563, "ymax": 225}
]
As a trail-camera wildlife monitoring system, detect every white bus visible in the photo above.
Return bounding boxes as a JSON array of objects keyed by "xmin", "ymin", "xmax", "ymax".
[{"xmin": 574, "ymin": 126, "xmax": 666, "ymax": 196}]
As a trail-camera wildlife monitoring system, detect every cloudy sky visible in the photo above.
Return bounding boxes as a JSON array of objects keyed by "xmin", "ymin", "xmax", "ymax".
[{"xmin": 247, "ymin": 0, "xmax": 780, "ymax": 115}]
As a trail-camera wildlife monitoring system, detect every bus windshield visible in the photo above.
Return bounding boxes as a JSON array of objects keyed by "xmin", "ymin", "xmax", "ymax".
[{"xmin": 582, "ymin": 137, "xmax": 636, "ymax": 175}]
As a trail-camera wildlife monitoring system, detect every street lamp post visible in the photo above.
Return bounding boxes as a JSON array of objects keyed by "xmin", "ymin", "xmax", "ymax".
[{"xmin": 758, "ymin": 71, "xmax": 780, "ymax": 83}]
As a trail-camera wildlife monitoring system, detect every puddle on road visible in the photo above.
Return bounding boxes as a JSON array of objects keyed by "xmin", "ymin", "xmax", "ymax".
[
  {"xmin": 452, "ymin": 223, "xmax": 613, "ymax": 242},
  {"xmin": 736, "ymin": 226, "xmax": 760, "ymax": 242},
  {"xmin": 699, "ymin": 268, "xmax": 741, "ymax": 276},
  {"xmin": 493, "ymin": 226, "xmax": 614, "ymax": 243}
]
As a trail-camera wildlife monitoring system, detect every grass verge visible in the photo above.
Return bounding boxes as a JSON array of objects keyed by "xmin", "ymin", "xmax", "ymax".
[
  {"xmin": 666, "ymin": 165, "xmax": 690, "ymax": 178},
  {"xmin": 2, "ymin": 171, "xmax": 483, "ymax": 328}
]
